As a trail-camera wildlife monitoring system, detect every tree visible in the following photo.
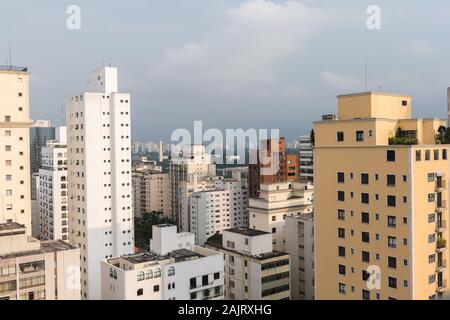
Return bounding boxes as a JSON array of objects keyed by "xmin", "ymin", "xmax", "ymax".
[
  {"xmin": 310, "ymin": 129, "xmax": 315, "ymax": 146},
  {"xmin": 134, "ymin": 211, "xmax": 173, "ymax": 250}
]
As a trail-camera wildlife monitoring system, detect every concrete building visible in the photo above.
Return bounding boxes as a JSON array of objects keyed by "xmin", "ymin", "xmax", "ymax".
[
  {"xmin": 190, "ymin": 179, "xmax": 249, "ymax": 245},
  {"xmin": 101, "ymin": 224, "xmax": 224, "ymax": 300},
  {"xmin": 31, "ymin": 173, "xmax": 40, "ymax": 238},
  {"xmin": 249, "ymin": 181, "xmax": 314, "ymax": 251},
  {"xmin": 206, "ymin": 228, "xmax": 291, "ymax": 300},
  {"xmin": 67, "ymin": 67, "xmax": 134, "ymax": 300},
  {"xmin": 315, "ymin": 92, "xmax": 450, "ymax": 300},
  {"xmin": 0, "ymin": 66, "xmax": 32, "ymax": 234},
  {"xmin": 132, "ymin": 167, "xmax": 170, "ymax": 218},
  {"xmin": 0, "ymin": 222, "xmax": 80, "ymax": 300},
  {"xmin": 30, "ymin": 120, "xmax": 55, "ymax": 174},
  {"xmin": 285, "ymin": 214, "xmax": 315, "ymax": 300},
  {"xmin": 38, "ymin": 134, "xmax": 68, "ymax": 241},
  {"xmin": 299, "ymin": 134, "xmax": 314, "ymax": 182},
  {"xmin": 169, "ymin": 145, "xmax": 216, "ymax": 229}
]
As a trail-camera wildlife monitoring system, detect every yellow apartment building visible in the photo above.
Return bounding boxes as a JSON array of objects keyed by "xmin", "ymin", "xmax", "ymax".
[
  {"xmin": 0, "ymin": 66, "xmax": 32, "ymax": 234},
  {"xmin": 315, "ymin": 92, "xmax": 450, "ymax": 300}
]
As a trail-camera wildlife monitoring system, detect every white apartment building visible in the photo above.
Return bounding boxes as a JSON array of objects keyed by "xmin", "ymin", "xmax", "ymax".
[
  {"xmin": 67, "ymin": 67, "xmax": 134, "ymax": 300},
  {"xmin": 299, "ymin": 135, "xmax": 314, "ymax": 182},
  {"xmin": 206, "ymin": 228, "xmax": 291, "ymax": 300},
  {"xmin": 249, "ymin": 181, "xmax": 314, "ymax": 251},
  {"xmin": 0, "ymin": 66, "xmax": 32, "ymax": 234},
  {"xmin": 31, "ymin": 173, "xmax": 40, "ymax": 238},
  {"xmin": 285, "ymin": 214, "xmax": 315, "ymax": 300},
  {"xmin": 169, "ymin": 145, "xmax": 216, "ymax": 229},
  {"xmin": 38, "ymin": 133, "xmax": 68, "ymax": 241},
  {"xmin": 101, "ymin": 224, "xmax": 224, "ymax": 300},
  {"xmin": 190, "ymin": 179, "xmax": 249, "ymax": 245},
  {"xmin": 0, "ymin": 222, "xmax": 80, "ymax": 300},
  {"xmin": 132, "ymin": 168, "xmax": 170, "ymax": 218}
]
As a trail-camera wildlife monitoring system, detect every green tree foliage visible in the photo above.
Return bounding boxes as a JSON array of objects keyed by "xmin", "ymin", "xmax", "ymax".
[{"xmin": 134, "ymin": 212, "xmax": 173, "ymax": 250}]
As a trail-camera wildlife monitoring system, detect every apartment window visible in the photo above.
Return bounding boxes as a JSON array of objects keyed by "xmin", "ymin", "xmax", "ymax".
[
  {"xmin": 416, "ymin": 150, "xmax": 421, "ymax": 161},
  {"xmin": 361, "ymin": 212, "xmax": 370, "ymax": 224},
  {"xmin": 361, "ymin": 173, "xmax": 369, "ymax": 185},
  {"xmin": 153, "ymin": 285, "xmax": 160, "ymax": 292},
  {"xmin": 434, "ymin": 149, "xmax": 440, "ymax": 160},
  {"xmin": 403, "ymin": 175, "xmax": 407, "ymax": 182},
  {"xmin": 338, "ymin": 191, "xmax": 345, "ymax": 202},
  {"xmin": 337, "ymin": 209, "xmax": 345, "ymax": 220},
  {"xmin": 5, "ymin": 145, "xmax": 11, "ymax": 152},
  {"xmin": 5, "ymin": 175, "xmax": 12, "ymax": 181},
  {"xmin": 214, "ymin": 272, "xmax": 220, "ymax": 280},
  {"xmin": 338, "ymin": 246, "xmax": 346, "ymax": 257},
  {"xmin": 337, "ymin": 132, "xmax": 344, "ymax": 142},
  {"xmin": 137, "ymin": 289, "xmax": 143, "ymax": 296},
  {"xmin": 387, "ymin": 175, "xmax": 396, "ymax": 186},
  {"xmin": 337, "ymin": 172, "xmax": 345, "ymax": 183},
  {"xmin": 338, "ymin": 283, "xmax": 346, "ymax": 294},
  {"xmin": 428, "ymin": 173, "xmax": 435, "ymax": 182},
  {"xmin": 362, "ymin": 270, "xmax": 370, "ymax": 281},
  {"xmin": 362, "ymin": 251, "xmax": 370, "ymax": 263},
  {"xmin": 388, "ymin": 216, "xmax": 397, "ymax": 228},
  {"xmin": 428, "ymin": 234, "xmax": 436, "ymax": 243},
  {"xmin": 338, "ymin": 228, "xmax": 345, "ymax": 239},
  {"xmin": 338, "ymin": 265, "xmax": 346, "ymax": 275},
  {"xmin": 5, "ymin": 130, "xmax": 11, "ymax": 137},
  {"xmin": 362, "ymin": 232, "xmax": 370, "ymax": 243},
  {"xmin": 5, "ymin": 190, "xmax": 12, "ymax": 196},
  {"xmin": 388, "ymin": 277, "xmax": 397, "ymax": 289},
  {"xmin": 425, "ymin": 150, "xmax": 432, "ymax": 160},
  {"xmin": 429, "ymin": 275, "xmax": 436, "ymax": 284},
  {"xmin": 388, "ymin": 236, "xmax": 397, "ymax": 248},
  {"xmin": 361, "ymin": 193, "xmax": 369, "ymax": 204},
  {"xmin": 428, "ymin": 214, "xmax": 436, "ymax": 223},
  {"xmin": 387, "ymin": 196, "xmax": 396, "ymax": 207},
  {"xmin": 356, "ymin": 131, "xmax": 364, "ymax": 142},
  {"xmin": 4, "ymin": 116, "xmax": 11, "ymax": 122},
  {"xmin": 387, "ymin": 150, "xmax": 395, "ymax": 162},
  {"xmin": 388, "ymin": 257, "xmax": 397, "ymax": 269},
  {"xmin": 443, "ymin": 149, "xmax": 448, "ymax": 160},
  {"xmin": 428, "ymin": 193, "xmax": 435, "ymax": 203},
  {"xmin": 429, "ymin": 254, "xmax": 436, "ymax": 263}
]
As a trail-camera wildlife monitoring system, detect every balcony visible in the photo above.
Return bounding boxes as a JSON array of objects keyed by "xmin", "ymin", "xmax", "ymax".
[
  {"xmin": 436, "ymin": 260, "xmax": 447, "ymax": 273},
  {"xmin": 437, "ymin": 220, "xmax": 448, "ymax": 233},
  {"xmin": 436, "ymin": 180, "xmax": 447, "ymax": 192},
  {"xmin": 436, "ymin": 280, "xmax": 447, "ymax": 293},
  {"xmin": 436, "ymin": 201, "xmax": 447, "ymax": 213},
  {"xmin": 436, "ymin": 238, "xmax": 447, "ymax": 252}
]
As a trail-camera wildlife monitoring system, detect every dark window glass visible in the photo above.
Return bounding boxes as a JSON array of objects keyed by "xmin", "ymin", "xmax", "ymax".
[
  {"xmin": 361, "ymin": 173, "xmax": 369, "ymax": 185},
  {"xmin": 337, "ymin": 132, "xmax": 344, "ymax": 142},
  {"xmin": 361, "ymin": 212, "xmax": 370, "ymax": 224},
  {"xmin": 338, "ymin": 246, "xmax": 346, "ymax": 257},
  {"xmin": 362, "ymin": 232, "xmax": 370, "ymax": 243},
  {"xmin": 387, "ymin": 196, "xmax": 396, "ymax": 207},
  {"xmin": 388, "ymin": 257, "xmax": 397, "ymax": 269},
  {"xmin": 361, "ymin": 193, "xmax": 369, "ymax": 204},
  {"xmin": 338, "ymin": 191, "xmax": 345, "ymax": 201},
  {"xmin": 362, "ymin": 251, "xmax": 370, "ymax": 263},
  {"xmin": 387, "ymin": 175, "xmax": 396, "ymax": 186},
  {"xmin": 337, "ymin": 172, "xmax": 345, "ymax": 183},
  {"xmin": 387, "ymin": 150, "xmax": 395, "ymax": 162}
]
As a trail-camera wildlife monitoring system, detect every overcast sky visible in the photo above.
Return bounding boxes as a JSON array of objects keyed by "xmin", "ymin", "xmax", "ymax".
[{"xmin": 1, "ymin": 0, "xmax": 450, "ymax": 142}]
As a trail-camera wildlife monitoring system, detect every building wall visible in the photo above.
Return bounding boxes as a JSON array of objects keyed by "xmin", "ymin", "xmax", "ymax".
[{"xmin": 132, "ymin": 171, "xmax": 170, "ymax": 217}]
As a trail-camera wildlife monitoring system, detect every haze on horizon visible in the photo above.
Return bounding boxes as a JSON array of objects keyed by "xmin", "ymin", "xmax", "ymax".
[{"xmin": 1, "ymin": 0, "xmax": 450, "ymax": 142}]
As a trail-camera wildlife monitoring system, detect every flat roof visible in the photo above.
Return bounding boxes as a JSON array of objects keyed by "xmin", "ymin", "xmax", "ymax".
[
  {"xmin": 337, "ymin": 91, "xmax": 411, "ymax": 98},
  {"xmin": 41, "ymin": 240, "xmax": 77, "ymax": 253},
  {"xmin": 226, "ymin": 228, "xmax": 270, "ymax": 237},
  {"xmin": 0, "ymin": 222, "xmax": 25, "ymax": 232},
  {"xmin": 122, "ymin": 252, "xmax": 160, "ymax": 264},
  {"xmin": 170, "ymin": 249, "xmax": 203, "ymax": 262},
  {"xmin": 0, "ymin": 65, "xmax": 28, "ymax": 72}
]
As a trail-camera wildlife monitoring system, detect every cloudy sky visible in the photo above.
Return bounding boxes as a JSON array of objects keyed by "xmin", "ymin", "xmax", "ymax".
[{"xmin": 1, "ymin": 0, "xmax": 450, "ymax": 141}]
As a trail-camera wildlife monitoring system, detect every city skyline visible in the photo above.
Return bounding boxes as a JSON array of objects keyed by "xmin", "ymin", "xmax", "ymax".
[{"xmin": 2, "ymin": 1, "xmax": 450, "ymax": 142}]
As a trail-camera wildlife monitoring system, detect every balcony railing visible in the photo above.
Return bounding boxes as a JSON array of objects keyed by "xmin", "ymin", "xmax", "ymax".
[
  {"xmin": 437, "ymin": 220, "xmax": 448, "ymax": 233},
  {"xmin": 437, "ymin": 238, "xmax": 447, "ymax": 251},
  {"xmin": 436, "ymin": 180, "xmax": 447, "ymax": 192},
  {"xmin": 437, "ymin": 201, "xmax": 447, "ymax": 213},
  {"xmin": 437, "ymin": 280, "xmax": 447, "ymax": 293},
  {"xmin": 437, "ymin": 260, "xmax": 447, "ymax": 273}
]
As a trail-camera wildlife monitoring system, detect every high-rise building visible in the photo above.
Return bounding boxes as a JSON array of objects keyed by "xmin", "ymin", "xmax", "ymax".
[
  {"xmin": 101, "ymin": 224, "xmax": 224, "ymax": 300},
  {"xmin": 67, "ymin": 67, "xmax": 134, "ymax": 300},
  {"xmin": 285, "ymin": 214, "xmax": 315, "ymax": 300},
  {"xmin": 249, "ymin": 181, "xmax": 314, "ymax": 251},
  {"xmin": 206, "ymin": 228, "xmax": 291, "ymax": 300},
  {"xmin": 0, "ymin": 222, "xmax": 80, "ymax": 300},
  {"xmin": 248, "ymin": 138, "xmax": 299, "ymax": 198},
  {"xmin": 0, "ymin": 66, "xmax": 32, "ymax": 234},
  {"xmin": 30, "ymin": 120, "xmax": 55, "ymax": 174},
  {"xmin": 298, "ymin": 134, "xmax": 314, "ymax": 182},
  {"xmin": 132, "ymin": 167, "xmax": 170, "ymax": 218},
  {"xmin": 315, "ymin": 92, "xmax": 450, "ymax": 300},
  {"xmin": 190, "ymin": 179, "xmax": 249, "ymax": 245},
  {"xmin": 38, "ymin": 131, "xmax": 68, "ymax": 241},
  {"xmin": 169, "ymin": 145, "xmax": 216, "ymax": 228}
]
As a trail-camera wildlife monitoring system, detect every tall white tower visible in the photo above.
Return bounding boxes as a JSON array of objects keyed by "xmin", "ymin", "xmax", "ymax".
[{"xmin": 67, "ymin": 67, "xmax": 134, "ymax": 300}]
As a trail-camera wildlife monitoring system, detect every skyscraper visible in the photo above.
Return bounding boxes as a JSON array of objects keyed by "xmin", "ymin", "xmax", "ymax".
[
  {"xmin": 315, "ymin": 92, "xmax": 450, "ymax": 300},
  {"xmin": 30, "ymin": 120, "xmax": 55, "ymax": 174},
  {"xmin": 67, "ymin": 67, "xmax": 134, "ymax": 300},
  {"xmin": 0, "ymin": 66, "xmax": 32, "ymax": 234}
]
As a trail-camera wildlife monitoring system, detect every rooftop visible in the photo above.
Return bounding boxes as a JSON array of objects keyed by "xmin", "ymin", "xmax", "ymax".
[
  {"xmin": 0, "ymin": 65, "xmax": 28, "ymax": 72},
  {"xmin": 337, "ymin": 91, "xmax": 411, "ymax": 98},
  {"xmin": 122, "ymin": 252, "xmax": 162, "ymax": 264},
  {"xmin": 226, "ymin": 228, "xmax": 270, "ymax": 237},
  {"xmin": 41, "ymin": 240, "xmax": 77, "ymax": 253},
  {"xmin": 170, "ymin": 248, "xmax": 203, "ymax": 262},
  {"xmin": 0, "ymin": 222, "xmax": 25, "ymax": 232}
]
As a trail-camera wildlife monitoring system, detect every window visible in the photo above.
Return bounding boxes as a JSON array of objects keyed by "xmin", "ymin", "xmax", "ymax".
[
  {"xmin": 428, "ymin": 173, "xmax": 435, "ymax": 182},
  {"xmin": 387, "ymin": 175, "xmax": 396, "ymax": 186},
  {"xmin": 137, "ymin": 289, "xmax": 143, "ymax": 296},
  {"xmin": 146, "ymin": 270, "xmax": 153, "ymax": 279},
  {"xmin": 403, "ymin": 175, "xmax": 407, "ymax": 182},
  {"xmin": 388, "ymin": 216, "xmax": 397, "ymax": 228},
  {"xmin": 153, "ymin": 285, "xmax": 160, "ymax": 292},
  {"xmin": 168, "ymin": 266, "xmax": 175, "ymax": 276},
  {"xmin": 214, "ymin": 272, "xmax": 220, "ymax": 280},
  {"xmin": 361, "ymin": 173, "xmax": 369, "ymax": 185},
  {"xmin": 434, "ymin": 149, "xmax": 439, "ymax": 160},
  {"xmin": 388, "ymin": 236, "xmax": 397, "ymax": 248},
  {"xmin": 137, "ymin": 272, "xmax": 145, "ymax": 281},
  {"xmin": 362, "ymin": 232, "xmax": 370, "ymax": 243},
  {"xmin": 361, "ymin": 193, "xmax": 369, "ymax": 204},
  {"xmin": 361, "ymin": 212, "xmax": 370, "ymax": 224},
  {"xmin": 362, "ymin": 251, "xmax": 370, "ymax": 263},
  {"xmin": 190, "ymin": 278, "xmax": 197, "ymax": 289},
  {"xmin": 425, "ymin": 150, "xmax": 431, "ymax": 161},
  {"xmin": 388, "ymin": 257, "xmax": 397, "ymax": 269},
  {"xmin": 338, "ymin": 228, "xmax": 345, "ymax": 239},
  {"xmin": 337, "ymin": 132, "xmax": 344, "ymax": 142},
  {"xmin": 428, "ymin": 234, "xmax": 436, "ymax": 243},
  {"xmin": 387, "ymin": 150, "xmax": 395, "ymax": 162},
  {"xmin": 402, "ymin": 100, "xmax": 408, "ymax": 106},
  {"xmin": 338, "ymin": 265, "xmax": 346, "ymax": 275},
  {"xmin": 154, "ymin": 268, "xmax": 161, "ymax": 278},
  {"xmin": 416, "ymin": 150, "xmax": 421, "ymax": 161},
  {"xmin": 443, "ymin": 149, "xmax": 448, "ymax": 160},
  {"xmin": 387, "ymin": 196, "xmax": 396, "ymax": 207},
  {"xmin": 338, "ymin": 209, "xmax": 345, "ymax": 220},
  {"xmin": 429, "ymin": 275, "xmax": 436, "ymax": 284},
  {"xmin": 337, "ymin": 172, "xmax": 345, "ymax": 183},
  {"xmin": 429, "ymin": 254, "xmax": 436, "ymax": 263},
  {"xmin": 388, "ymin": 277, "xmax": 397, "ymax": 289},
  {"xmin": 338, "ymin": 283, "xmax": 346, "ymax": 294},
  {"xmin": 356, "ymin": 131, "xmax": 364, "ymax": 142},
  {"xmin": 428, "ymin": 193, "xmax": 435, "ymax": 203},
  {"xmin": 362, "ymin": 270, "xmax": 370, "ymax": 281},
  {"xmin": 428, "ymin": 214, "xmax": 436, "ymax": 223},
  {"xmin": 338, "ymin": 191, "xmax": 345, "ymax": 201},
  {"xmin": 338, "ymin": 246, "xmax": 346, "ymax": 257}
]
